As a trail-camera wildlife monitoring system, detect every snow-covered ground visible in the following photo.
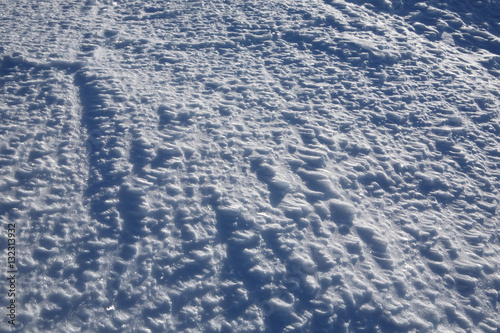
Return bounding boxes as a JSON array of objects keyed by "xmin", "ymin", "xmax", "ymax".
[{"xmin": 1, "ymin": 0, "xmax": 499, "ymax": 331}]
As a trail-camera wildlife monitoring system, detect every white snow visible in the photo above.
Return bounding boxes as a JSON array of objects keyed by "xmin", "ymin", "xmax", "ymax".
[{"xmin": 1, "ymin": 0, "xmax": 499, "ymax": 332}]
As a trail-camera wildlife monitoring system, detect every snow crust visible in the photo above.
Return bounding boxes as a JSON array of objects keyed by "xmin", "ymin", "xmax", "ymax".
[{"xmin": 1, "ymin": 0, "xmax": 499, "ymax": 332}]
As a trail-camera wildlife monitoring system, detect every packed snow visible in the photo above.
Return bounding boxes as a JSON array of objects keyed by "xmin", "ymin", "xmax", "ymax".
[{"xmin": 1, "ymin": 0, "xmax": 499, "ymax": 332}]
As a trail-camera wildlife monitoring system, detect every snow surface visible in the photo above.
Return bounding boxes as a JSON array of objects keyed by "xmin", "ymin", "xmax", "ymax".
[{"xmin": 1, "ymin": 0, "xmax": 499, "ymax": 332}]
